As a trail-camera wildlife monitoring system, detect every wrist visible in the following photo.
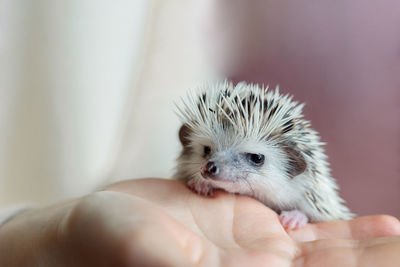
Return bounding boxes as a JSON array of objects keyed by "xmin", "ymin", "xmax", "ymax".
[{"xmin": 0, "ymin": 200, "xmax": 77, "ymax": 267}]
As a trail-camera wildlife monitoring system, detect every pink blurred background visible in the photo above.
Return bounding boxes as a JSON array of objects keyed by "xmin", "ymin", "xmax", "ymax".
[{"xmin": 206, "ymin": 0, "xmax": 400, "ymax": 217}]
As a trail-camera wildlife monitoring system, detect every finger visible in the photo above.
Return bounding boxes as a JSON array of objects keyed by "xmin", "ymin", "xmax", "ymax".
[
  {"xmin": 295, "ymin": 236, "xmax": 400, "ymax": 267},
  {"xmin": 289, "ymin": 215, "xmax": 400, "ymax": 242}
]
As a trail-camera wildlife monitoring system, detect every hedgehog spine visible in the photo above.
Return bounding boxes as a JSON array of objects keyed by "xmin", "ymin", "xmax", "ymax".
[{"xmin": 174, "ymin": 80, "xmax": 354, "ymax": 227}]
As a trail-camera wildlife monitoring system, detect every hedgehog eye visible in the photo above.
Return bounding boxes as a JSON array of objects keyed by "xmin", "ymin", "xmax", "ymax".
[
  {"xmin": 246, "ymin": 153, "xmax": 265, "ymax": 166},
  {"xmin": 203, "ymin": 146, "xmax": 211, "ymax": 157}
]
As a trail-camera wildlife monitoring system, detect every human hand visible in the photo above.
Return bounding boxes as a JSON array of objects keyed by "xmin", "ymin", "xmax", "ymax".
[
  {"xmin": 0, "ymin": 178, "xmax": 399, "ymax": 267},
  {"xmin": 106, "ymin": 179, "xmax": 400, "ymax": 266}
]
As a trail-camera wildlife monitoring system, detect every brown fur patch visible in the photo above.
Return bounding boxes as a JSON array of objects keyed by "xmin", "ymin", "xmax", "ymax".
[
  {"xmin": 282, "ymin": 119, "xmax": 294, "ymax": 134},
  {"xmin": 282, "ymin": 145, "xmax": 307, "ymax": 178},
  {"xmin": 179, "ymin": 124, "xmax": 191, "ymax": 147}
]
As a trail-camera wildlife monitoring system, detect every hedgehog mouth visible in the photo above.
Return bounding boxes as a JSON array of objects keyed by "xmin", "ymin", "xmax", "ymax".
[
  {"xmin": 198, "ymin": 170, "xmax": 253, "ymax": 192},
  {"xmin": 200, "ymin": 170, "xmax": 235, "ymax": 182},
  {"xmin": 205, "ymin": 177, "xmax": 252, "ymax": 196},
  {"xmin": 199, "ymin": 172, "xmax": 240, "ymax": 184}
]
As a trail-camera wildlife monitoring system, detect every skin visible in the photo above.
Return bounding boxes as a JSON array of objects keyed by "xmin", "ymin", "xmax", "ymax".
[{"xmin": 0, "ymin": 178, "xmax": 399, "ymax": 267}]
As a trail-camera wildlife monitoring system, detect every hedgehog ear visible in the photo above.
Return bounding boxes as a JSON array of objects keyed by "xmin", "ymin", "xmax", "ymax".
[
  {"xmin": 282, "ymin": 146, "xmax": 307, "ymax": 178},
  {"xmin": 179, "ymin": 124, "xmax": 191, "ymax": 147}
]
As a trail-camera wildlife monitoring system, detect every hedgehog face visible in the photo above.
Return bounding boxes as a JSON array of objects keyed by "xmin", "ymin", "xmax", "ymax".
[
  {"xmin": 177, "ymin": 125, "xmax": 301, "ymax": 203},
  {"xmin": 175, "ymin": 81, "xmax": 317, "ymax": 207}
]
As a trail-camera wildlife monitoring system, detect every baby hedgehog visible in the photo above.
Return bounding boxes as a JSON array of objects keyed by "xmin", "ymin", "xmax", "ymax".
[{"xmin": 174, "ymin": 81, "xmax": 354, "ymax": 229}]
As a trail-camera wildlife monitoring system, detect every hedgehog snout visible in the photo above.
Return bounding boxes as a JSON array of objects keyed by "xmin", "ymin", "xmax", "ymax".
[{"xmin": 201, "ymin": 161, "xmax": 220, "ymax": 179}]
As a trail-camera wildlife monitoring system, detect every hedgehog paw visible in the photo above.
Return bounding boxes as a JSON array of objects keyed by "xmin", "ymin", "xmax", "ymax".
[
  {"xmin": 187, "ymin": 179, "xmax": 214, "ymax": 196},
  {"xmin": 279, "ymin": 210, "xmax": 309, "ymax": 230}
]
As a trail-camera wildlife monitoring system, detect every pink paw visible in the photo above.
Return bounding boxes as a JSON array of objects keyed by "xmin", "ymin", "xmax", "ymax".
[
  {"xmin": 279, "ymin": 210, "xmax": 309, "ymax": 230},
  {"xmin": 187, "ymin": 179, "xmax": 215, "ymax": 196}
]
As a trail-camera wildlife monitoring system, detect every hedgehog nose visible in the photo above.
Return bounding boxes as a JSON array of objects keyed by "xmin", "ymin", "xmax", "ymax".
[{"xmin": 201, "ymin": 161, "xmax": 219, "ymax": 179}]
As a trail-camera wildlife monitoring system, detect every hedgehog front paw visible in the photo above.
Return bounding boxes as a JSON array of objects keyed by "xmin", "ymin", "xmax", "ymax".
[
  {"xmin": 279, "ymin": 210, "xmax": 309, "ymax": 230},
  {"xmin": 187, "ymin": 179, "xmax": 214, "ymax": 196}
]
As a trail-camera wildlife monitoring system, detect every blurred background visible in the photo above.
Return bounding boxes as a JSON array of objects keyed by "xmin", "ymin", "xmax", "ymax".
[{"xmin": 0, "ymin": 0, "xmax": 399, "ymax": 217}]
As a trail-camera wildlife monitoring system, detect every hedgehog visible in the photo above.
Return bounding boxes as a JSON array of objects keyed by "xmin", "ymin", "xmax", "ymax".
[{"xmin": 173, "ymin": 80, "xmax": 354, "ymax": 230}]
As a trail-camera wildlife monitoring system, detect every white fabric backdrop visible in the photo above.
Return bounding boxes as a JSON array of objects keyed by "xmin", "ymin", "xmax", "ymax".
[{"xmin": 0, "ymin": 0, "xmax": 216, "ymax": 205}]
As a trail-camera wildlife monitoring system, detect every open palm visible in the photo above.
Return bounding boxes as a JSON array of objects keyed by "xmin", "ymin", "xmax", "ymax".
[{"xmin": 85, "ymin": 178, "xmax": 400, "ymax": 267}]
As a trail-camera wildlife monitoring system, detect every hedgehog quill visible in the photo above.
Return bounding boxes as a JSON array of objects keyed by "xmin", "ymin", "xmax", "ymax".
[{"xmin": 174, "ymin": 81, "xmax": 354, "ymax": 230}]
